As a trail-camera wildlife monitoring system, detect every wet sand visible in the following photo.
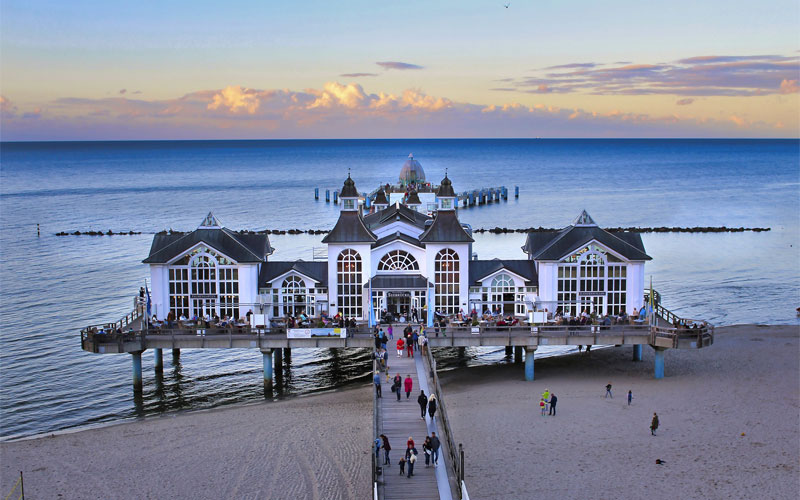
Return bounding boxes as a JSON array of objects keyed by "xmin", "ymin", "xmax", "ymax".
[{"xmin": 441, "ymin": 325, "xmax": 799, "ymax": 500}]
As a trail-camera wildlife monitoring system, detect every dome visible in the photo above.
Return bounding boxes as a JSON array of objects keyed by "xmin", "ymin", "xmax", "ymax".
[
  {"xmin": 340, "ymin": 174, "xmax": 359, "ymax": 197},
  {"xmin": 399, "ymin": 154, "xmax": 426, "ymax": 186},
  {"xmin": 436, "ymin": 174, "xmax": 455, "ymax": 197}
]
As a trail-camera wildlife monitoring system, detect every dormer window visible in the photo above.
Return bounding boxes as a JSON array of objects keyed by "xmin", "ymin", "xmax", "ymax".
[
  {"xmin": 343, "ymin": 199, "xmax": 355, "ymax": 210},
  {"xmin": 441, "ymin": 199, "xmax": 453, "ymax": 210}
]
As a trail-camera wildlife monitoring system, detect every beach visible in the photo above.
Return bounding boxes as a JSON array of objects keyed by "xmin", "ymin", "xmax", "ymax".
[
  {"xmin": 2, "ymin": 325, "xmax": 797, "ymax": 499},
  {"xmin": 442, "ymin": 325, "xmax": 800, "ymax": 499}
]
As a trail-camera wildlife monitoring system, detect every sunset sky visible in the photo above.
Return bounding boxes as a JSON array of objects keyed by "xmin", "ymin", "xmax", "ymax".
[{"xmin": 1, "ymin": 0, "xmax": 798, "ymax": 139}]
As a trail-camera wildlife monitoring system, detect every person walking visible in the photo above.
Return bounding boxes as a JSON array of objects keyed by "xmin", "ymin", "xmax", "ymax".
[
  {"xmin": 388, "ymin": 324, "xmax": 393, "ymax": 340},
  {"xmin": 430, "ymin": 431, "xmax": 441, "ymax": 467},
  {"xmin": 373, "ymin": 370, "xmax": 382, "ymax": 398},
  {"xmin": 404, "ymin": 374, "xmax": 413, "ymax": 399},
  {"xmin": 417, "ymin": 390, "xmax": 428, "ymax": 419},
  {"xmin": 549, "ymin": 393, "xmax": 558, "ymax": 416},
  {"xmin": 405, "ymin": 444, "xmax": 418, "ymax": 477},
  {"xmin": 605, "ymin": 382, "xmax": 613, "ymax": 398},
  {"xmin": 428, "ymin": 393, "xmax": 437, "ymax": 421},
  {"xmin": 651, "ymin": 412, "xmax": 659, "ymax": 435},
  {"xmin": 628, "ymin": 390, "xmax": 633, "ymax": 406},
  {"xmin": 421, "ymin": 334, "xmax": 428, "ymax": 355},
  {"xmin": 542, "ymin": 388, "xmax": 550, "ymax": 412},
  {"xmin": 374, "ymin": 437, "xmax": 381, "ymax": 461},
  {"xmin": 396, "ymin": 338, "xmax": 405, "ymax": 357},
  {"xmin": 380, "ymin": 434, "xmax": 391, "ymax": 466},
  {"xmin": 407, "ymin": 338, "xmax": 414, "ymax": 357},
  {"xmin": 540, "ymin": 398, "xmax": 546, "ymax": 416},
  {"xmin": 393, "ymin": 373, "xmax": 402, "ymax": 401},
  {"xmin": 422, "ymin": 436, "xmax": 433, "ymax": 467},
  {"xmin": 398, "ymin": 456, "xmax": 406, "ymax": 476}
]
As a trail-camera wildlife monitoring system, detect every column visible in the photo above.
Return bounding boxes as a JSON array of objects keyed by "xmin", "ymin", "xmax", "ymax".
[
  {"xmin": 172, "ymin": 348, "xmax": 180, "ymax": 363},
  {"xmin": 505, "ymin": 346, "xmax": 513, "ymax": 357},
  {"xmin": 524, "ymin": 347, "xmax": 536, "ymax": 381},
  {"xmin": 514, "ymin": 346, "xmax": 523, "ymax": 364},
  {"xmin": 154, "ymin": 348, "xmax": 163, "ymax": 372},
  {"xmin": 131, "ymin": 351, "xmax": 143, "ymax": 392},
  {"xmin": 261, "ymin": 349, "xmax": 273, "ymax": 387},
  {"xmin": 632, "ymin": 344, "xmax": 643, "ymax": 362},
  {"xmin": 653, "ymin": 347, "xmax": 666, "ymax": 379},
  {"xmin": 274, "ymin": 348, "xmax": 283, "ymax": 372}
]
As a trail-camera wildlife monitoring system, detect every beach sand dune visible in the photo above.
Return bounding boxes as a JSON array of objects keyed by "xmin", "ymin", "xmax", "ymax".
[
  {"xmin": 441, "ymin": 325, "xmax": 799, "ymax": 500},
  {"xmin": 1, "ymin": 389, "xmax": 371, "ymax": 500}
]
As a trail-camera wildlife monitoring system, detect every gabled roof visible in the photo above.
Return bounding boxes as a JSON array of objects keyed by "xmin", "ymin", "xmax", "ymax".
[
  {"xmin": 406, "ymin": 191, "xmax": 422, "ymax": 205},
  {"xmin": 259, "ymin": 261, "xmax": 328, "ymax": 287},
  {"xmin": 372, "ymin": 231, "xmax": 425, "ymax": 249},
  {"xmin": 522, "ymin": 226, "xmax": 651, "ymax": 261},
  {"xmin": 363, "ymin": 202, "xmax": 431, "ymax": 231},
  {"xmin": 373, "ymin": 189, "xmax": 388, "ymax": 205},
  {"xmin": 321, "ymin": 211, "xmax": 377, "ymax": 244},
  {"xmin": 469, "ymin": 259, "xmax": 538, "ymax": 286},
  {"xmin": 419, "ymin": 210, "xmax": 473, "ymax": 243},
  {"xmin": 371, "ymin": 274, "xmax": 431, "ymax": 290},
  {"xmin": 143, "ymin": 227, "xmax": 271, "ymax": 264}
]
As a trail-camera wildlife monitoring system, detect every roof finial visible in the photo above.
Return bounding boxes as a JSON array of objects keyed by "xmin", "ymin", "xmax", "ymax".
[{"xmin": 347, "ymin": 167, "xmax": 351, "ymax": 178}]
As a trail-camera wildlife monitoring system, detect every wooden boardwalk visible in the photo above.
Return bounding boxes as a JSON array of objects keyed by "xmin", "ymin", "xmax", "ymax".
[{"xmin": 377, "ymin": 345, "xmax": 453, "ymax": 500}]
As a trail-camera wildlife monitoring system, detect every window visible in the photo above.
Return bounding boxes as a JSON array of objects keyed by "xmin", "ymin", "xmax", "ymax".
[
  {"xmin": 337, "ymin": 249, "xmax": 362, "ymax": 319},
  {"xmin": 607, "ymin": 265, "xmax": 627, "ymax": 315},
  {"xmin": 378, "ymin": 250, "xmax": 419, "ymax": 271},
  {"xmin": 167, "ymin": 246, "xmax": 240, "ymax": 319},
  {"xmin": 434, "ymin": 248, "xmax": 460, "ymax": 315},
  {"xmin": 343, "ymin": 199, "xmax": 355, "ymax": 210},
  {"xmin": 556, "ymin": 245, "xmax": 627, "ymax": 317},
  {"xmin": 280, "ymin": 276, "xmax": 314, "ymax": 317},
  {"xmin": 440, "ymin": 199, "xmax": 453, "ymax": 210},
  {"xmin": 169, "ymin": 268, "xmax": 190, "ymax": 318},
  {"xmin": 557, "ymin": 266, "xmax": 578, "ymax": 316},
  {"xmin": 490, "ymin": 273, "xmax": 516, "ymax": 315},
  {"xmin": 219, "ymin": 267, "xmax": 239, "ymax": 318}
]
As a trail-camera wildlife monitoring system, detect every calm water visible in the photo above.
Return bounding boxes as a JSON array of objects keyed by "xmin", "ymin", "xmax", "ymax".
[{"xmin": 1, "ymin": 139, "xmax": 798, "ymax": 439}]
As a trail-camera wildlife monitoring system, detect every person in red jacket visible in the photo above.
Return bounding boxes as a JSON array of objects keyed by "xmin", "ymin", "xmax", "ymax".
[
  {"xmin": 396, "ymin": 338, "xmax": 405, "ymax": 357},
  {"xmin": 404, "ymin": 374, "xmax": 413, "ymax": 399}
]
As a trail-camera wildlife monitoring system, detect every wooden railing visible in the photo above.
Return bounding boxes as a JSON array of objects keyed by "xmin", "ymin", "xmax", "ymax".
[{"xmin": 421, "ymin": 345, "xmax": 465, "ymax": 499}]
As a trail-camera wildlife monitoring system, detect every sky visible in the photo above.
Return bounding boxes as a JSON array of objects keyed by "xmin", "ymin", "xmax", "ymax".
[{"xmin": 1, "ymin": 0, "xmax": 799, "ymax": 140}]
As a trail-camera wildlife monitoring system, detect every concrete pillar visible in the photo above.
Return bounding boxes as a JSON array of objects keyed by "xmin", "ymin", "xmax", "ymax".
[
  {"xmin": 653, "ymin": 347, "xmax": 666, "ymax": 379},
  {"xmin": 154, "ymin": 348, "xmax": 163, "ymax": 372},
  {"xmin": 505, "ymin": 346, "xmax": 513, "ymax": 356},
  {"xmin": 524, "ymin": 347, "xmax": 536, "ymax": 381},
  {"xmin": 261, "ymin": 349, "xmax": 273, "ymax": 387},
  {"xmin": 172, "ymin": 348, "xmax": 180, "ymax": 363},
  {"xmin": 274, "ymin": 348, "xmax": 283, "ymax": 371},
  {"xmin": 131, "ymin": 351, "xmax": 143, "ymax": 392},
  {"xmin": 514, "ymin": 346, "xmax": 523, "ymax": 364},
  {"xmin": 632, "ymin": 344, "xmax": 643, "ymax": 362},
  {"xmin": 284, "ymin": 347, "xmax": 291, "ymax": 359}
]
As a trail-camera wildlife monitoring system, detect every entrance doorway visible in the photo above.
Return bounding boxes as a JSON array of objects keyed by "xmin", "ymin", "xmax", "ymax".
[
  {"xmin": 192, "ymin": 297, "xmax": 217, "ymax": 319},
  {"xmin": 386, "ymin": 292, "xmax": 411, "ymax": 318}
]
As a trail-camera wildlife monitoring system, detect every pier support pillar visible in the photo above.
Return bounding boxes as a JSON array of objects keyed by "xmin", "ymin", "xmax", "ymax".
[
  {"xmin": 131, "ymin": 351, "xmax": 143, "ymax": 392},
  {"xmin": 653, "ymin": 347, "xmax": 666, "ymax": 379},
  {"xmin": 154, "ymin": 348, "xmax": 163, "ymax": 372},
  {"xmin": 505, "ymin": 346, "xmax": 513, "ymax": 357},
  {"xmin": 274, "ymin": 348, "xmax": 283, "ymax": 371},
  {"xmin": 632, "ymin": 344, "xmax": 643, "ymax": 362},
  {"xmin": 261, "ymin": 349, "xmax": 273, "ymax": 387},
  {"xmin": 524, "ymin": 347, "xmax": 536, "ymax": 381},
  {"xmin": 514, "ymin": 346, "xmax": 523, "ymax": 364},
  {"xmin": 172, "ymin": 348, "xmax": 180, "ymax": 363}
]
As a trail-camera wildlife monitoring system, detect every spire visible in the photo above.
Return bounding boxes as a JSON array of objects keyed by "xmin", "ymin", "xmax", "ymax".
[
  {"xmin": 199, "ymin": 212, "xmax": 221, "ymax": 229},
  {"xmin": 573, "ymin": 210, "xmax": 597, "ymax": 227}
]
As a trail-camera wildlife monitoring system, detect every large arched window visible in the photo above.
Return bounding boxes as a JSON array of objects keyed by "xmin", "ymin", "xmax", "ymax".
[
  {"xmin": 556, "ymin": 244, "xmax": 626, "ymax": 316},
  {"xmin": 337, "ymin": 249, "xmax": 363, "ymax": 319},
  {"xmin": 434, "ymin": 248, "xmax": 460, "ymax": 315},
  {"xmin": 490, "ymin": 273, "xmax": 515, "ymax": 315},
  {"xmin": 281, "ymin": 276, "xmax": 307, "ymax": 317},
  {"xmin": 168, "ymin": 246, "xmax": 239, "ymax": 320},
  {"xmin": 378, "ymin": 250, "xmax": 419, "ymax": 272}
]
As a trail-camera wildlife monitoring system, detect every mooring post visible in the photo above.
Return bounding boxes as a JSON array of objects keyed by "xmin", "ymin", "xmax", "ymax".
[
  {"xmin": 314, "ymin": 187, "xmax": 319, "ymax": 200},
  {"xmin": 333, "ymin": 191, "xmax": 338, "ymax": 204},
  {"xmin": 325, "ymin": 189, "xmax": 330, "ymax": 202},
  {"xmin": 261, "ymin": 349, "xmax": 273, "ymax": 387},
  {"xmin": 653, "ymin": 347, "xmax": 666, "ymax": 379},
  {"xmin": 131, "ymin": 351, "xmax": 143, "ymax": 392},
  {"xmin": 515, "ymin": 185, "xmax": 519, "ymax": 198},
  {"xmin": 154, "ymin": 348, "xmax": 163, "ymax": 372},
  {"xmin": 632, "ymin": 344, "xmax": 643, "ymax": 362},
  {"xmin": 524, "ymin": 347, "xmax": 536, "ymax": 381},
  {"xmin": 514, "ymin": 346, "xmax": 523, "ymax": 363}
]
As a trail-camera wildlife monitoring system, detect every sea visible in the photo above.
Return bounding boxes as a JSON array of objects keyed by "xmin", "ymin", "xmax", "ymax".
[{"xmin": 1, "ymin": 139, "xmax": 798, "ymax": 440}]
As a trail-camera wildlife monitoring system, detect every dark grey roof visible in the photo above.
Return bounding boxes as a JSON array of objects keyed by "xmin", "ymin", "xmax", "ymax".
[
  {"xmin": 143, "ymin": 228, "xmax": 271, "ymax": 264},
  {"xmin": 469, "ymin": 259, "xmax": 538, "ymax": 286},
  {"xmin": 259, "ymin": 261, "xmax": 328, "ymax": 286},
  {"xmin": 436, "ymin": 175, "xmax": 455, "ymax": 197},
  {"xmin": 370, "ymin": 274, "xmax": 431, "ymax": 289},
  {"xmin": 321, "ymin": 211, "xmax": 377, "ymax": 244},
  {"xmin": 406, "ymin": 191, "xmax": 421, "ymax": 205},
  {"xmin": 419, "ymin": 210, "xmax": 473, "ymax": 243},
  {"xmin": 522, "ymin": 226, "xmax": 651, "ymax": 261},
  {"xmin": 372, "ymin": 231, "xmax": 425, "ymax": 249},
  {"xmin": 363, "ymin": 202, "xmax": 431, "ymax": 231},
  {"xmin": 373, "ymin": 189, "xmax": 388, "ymax": 205},
  {"xmin": 340, "ymin": 175, "xmax": 359, "ymax": 198}
]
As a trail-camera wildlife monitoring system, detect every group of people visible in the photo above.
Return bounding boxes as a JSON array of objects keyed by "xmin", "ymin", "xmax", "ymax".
[
  {"xmin": 551, "ymin": 306, "xmax": 649, "ymax": 326},
  {"xmin": 538, "ymin": 388, "xmax": 558, "ymax": 416},
  {"xmin": 376, "ymin": 430, "xmax": 442, "ymax": 478},
  {"xmin": 150, "ymin": 309, "xmax": 254, "ymax": 330}
]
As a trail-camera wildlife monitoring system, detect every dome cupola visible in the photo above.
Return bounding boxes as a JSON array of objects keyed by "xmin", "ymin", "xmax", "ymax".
[
  {"xmin": 436, "ymin": 172, "xmax": 456, "ymax": 211},
  {"xmin": 399, "ymin": 154, "xmax": 426, "ymax": 187},
  {"xmin": 340, "ymin": 173, "xmax": 359, "ymax": 211}
]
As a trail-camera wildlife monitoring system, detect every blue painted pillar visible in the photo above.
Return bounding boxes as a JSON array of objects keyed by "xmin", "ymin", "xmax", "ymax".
[
  {"xmin": 333, "ymin": 191, "xmax": 338, "ymax": 204},
  {"xmin": 515, "ymin": 185, "xmax": 519, "ymax": 198},
  {"xmin": 314, "ymin": 187, "xmax": 319, "ymax": 200},
  {"xmin": 261, "ymin": 349, "xmax": 273, "ymax": 387},
  {"xmin": 524, "ymin": 347, "xmax": 536, "ymax": 381},
  {"xmin": 154, "ymin": 348, "xmax": 163, "ymax": 372},
  {"xmin": 632, "ymin": 344, "xmax": 643, "ymax": 362},
  {"xmin": 427, "ymin": 286, "xmax": 434, "ymax": 328},
  {"xmin": 654, "ymin": 347, "xmax": 665, "ymax": 379},
  {"xmin": 325, "ymin": 189, "xmax": 330, "ymax": 202},
  {"xmin": 131, "ymin": 351, "xmax": 143, "ymax": 392}
]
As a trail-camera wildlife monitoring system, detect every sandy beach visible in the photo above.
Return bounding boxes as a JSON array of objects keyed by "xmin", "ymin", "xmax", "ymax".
[
  {"xmin": 1, "ymin": 389, "xmax": 372, "ymax": 500},
  {"xmin": 442, "ymin": 325, "xmax": 799, "ymax": 499},
  {"xmin": 2, "ymin": 325, "xmax": 797, "ymax": 499}
]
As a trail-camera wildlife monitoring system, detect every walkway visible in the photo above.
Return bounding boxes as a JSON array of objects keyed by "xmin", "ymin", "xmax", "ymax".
[{"xmin": 378, "ymin": 344, "xmax": 453, "ymax": 500}]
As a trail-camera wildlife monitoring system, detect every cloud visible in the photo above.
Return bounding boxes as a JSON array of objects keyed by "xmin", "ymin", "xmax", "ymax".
[
  {"xmin": 376, "ymin": 61, "xmax": 424, "ymax": 70},
  {"xmin": 0, "ymin": 95, "xmax": 17, "ymax": 117},
  {"xmin": 676, "ymin": 98, "xmax": 694, "ymax": 106},
  {"xmin": 779, "ymin": 79, "xmax": 799, "ymax": 94},
  {"xmin": 340, "ymin": 73, "xmax": 379, "ymax": 77},
  {"xmin": 505, "ymin": 53, "xmax": 800, "ymax": 97},
  {"xmin": 0, "ymin": 82, "xmax": 793, "ymax": 140},
  {"xmin": 119, "ymin": 89, "xmax": 127, "ymax": 95},
  {"xmin": 132, "ymin": 90, "xmax": 142, "ymax": 95}
]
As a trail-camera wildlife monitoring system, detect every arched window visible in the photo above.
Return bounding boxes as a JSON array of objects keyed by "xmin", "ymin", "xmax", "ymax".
[
  {"xmin": 434, "ymin": 248, "xmax": 460, "ymax": 315},
  {"xmin": 281, "ymin": 276, "xmax": 307, "ymax": 317},
  {"xmin": 378, "ymin": 250, "xmax": 419, "ymax": 271},
  {"xmin": 168, "ymin": 246, "xmax": 239, "ymax": 320},
  {"xmin": 490, "ymin": 273, "xmax": 515, "ymax": 315},
  {"xmin": 337, "ymin": 249, "xmax": 363, "ymax": 319},
  {"xmin": 557, "ymin": 244, "xmax": 625, "ymax": 317}
]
